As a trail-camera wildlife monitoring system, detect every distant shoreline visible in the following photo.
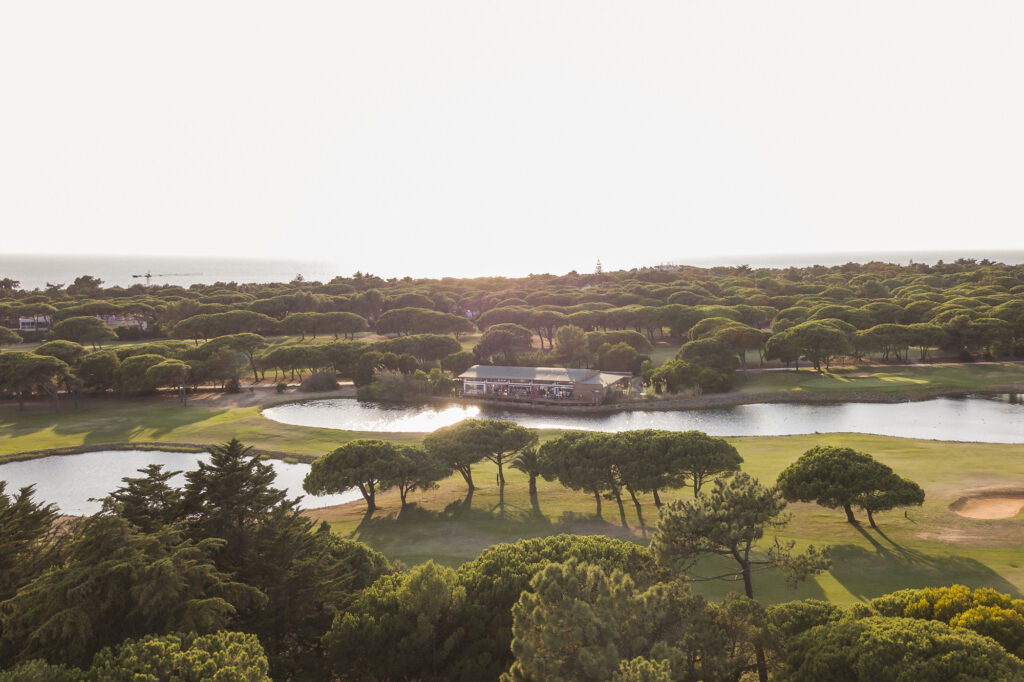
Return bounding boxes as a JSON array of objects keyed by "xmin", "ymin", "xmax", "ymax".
[{"xmin": 3, "ymin": 250, "xmax": 1024, "ymax": 290}]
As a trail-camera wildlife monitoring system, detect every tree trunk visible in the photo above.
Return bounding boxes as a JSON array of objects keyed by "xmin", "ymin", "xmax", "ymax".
[
  {"xmin": 357, "ymin": 483, "xmax": 376, "ymax": 512},
  {"xmin": 652, "ymin": 488, "xmax": 663, "ymax": 508},
  {"xmin": 867, "ymin": 508, "xmax": 877, "ymax": 529},
  {"xmin": 737, "ymin": 556, "xmax": 768, "ymax": 682},
  {"xmin": 528, "ymin": 475, "xmax": 540, "ymax": 514},
  {"xmin": 844, "ymin": 504, "xmax": 857, "ymax": 523},
  {"xmin": 459, "ymin": 466, "xmax": 475, "ymax": 491},
  {"xmin": 592, "ymin": 489, "xmax": 602, "ymax": 517},
  {"xmin": 627, "ymin": 486, "xmax": 645, "ymax": 534},
  {"xmin": 399, "ymin": 486, "xmax": 408, "ymax": 509},
  {"xmin": 612, "ymin": 487, "xmax": 627, "ymax": 528}
]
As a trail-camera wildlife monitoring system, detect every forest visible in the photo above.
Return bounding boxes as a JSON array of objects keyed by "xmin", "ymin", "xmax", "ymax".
[{"xmin": 2, "ymin": 258, "xmax": 1024, "ymax": 406}]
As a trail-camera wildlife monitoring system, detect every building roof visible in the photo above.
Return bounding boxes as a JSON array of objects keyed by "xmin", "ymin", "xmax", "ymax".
[{"xmin": 459, "ymin": 365, "xmax": 631, "ymax": 388}]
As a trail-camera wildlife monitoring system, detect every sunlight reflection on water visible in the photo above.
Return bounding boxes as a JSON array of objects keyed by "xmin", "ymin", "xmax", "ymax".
[
  {"xmin": 264, "ymin": 401, "xmax": 481, "ymax": 432},
  {"xmin": 262, "ymin": 396, "xmax": 1024, "ymax": 443}
]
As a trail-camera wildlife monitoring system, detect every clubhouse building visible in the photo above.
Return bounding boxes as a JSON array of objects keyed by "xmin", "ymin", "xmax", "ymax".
[{"xmin": 458, "ymin": 365, "xmax": 632, "ymax": 405}]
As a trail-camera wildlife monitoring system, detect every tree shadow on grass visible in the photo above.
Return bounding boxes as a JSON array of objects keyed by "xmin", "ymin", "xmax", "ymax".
[
  {"xmin": 828, "ymin": 543, "xmax": 1022, "ymax": 601},
  {"xmin": 348, "ymin": 495, "xmax": 639, "ymax": 565},
  {"xmin": 685, "ymin": 551, "xmax": 831, "ymax": 604},
  {"xmin": 45, "ymin": 405, "xmax": 234, "ymax": 444}
]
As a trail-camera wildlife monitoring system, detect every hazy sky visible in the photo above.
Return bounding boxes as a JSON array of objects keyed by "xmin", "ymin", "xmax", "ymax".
[{"xmin": 2, "ymin": 2, "xmax": 1022, "ymax": 278}]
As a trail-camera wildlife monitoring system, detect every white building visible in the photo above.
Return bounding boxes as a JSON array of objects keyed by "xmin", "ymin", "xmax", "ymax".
[
  {"xmin": 17, "ymin": 316, "xmax": 49, "ymax": 332},
  {"xmin": 459, "ymin": 365, "xmax": 632, "ymax": 405}
]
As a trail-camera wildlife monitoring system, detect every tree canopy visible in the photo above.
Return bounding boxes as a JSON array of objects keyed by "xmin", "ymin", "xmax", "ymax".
[{"xmin": 777, "ymin": 445, "xmax": 924, "ymax": 525}]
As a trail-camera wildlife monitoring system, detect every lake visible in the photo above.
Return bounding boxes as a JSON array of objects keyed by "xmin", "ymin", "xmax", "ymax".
[
  {"xmin": 0, "ymin": 450, "xmax": 362, "ymax": 515},
  {"xmin": 261, "ymin": 395, "xmax": 1024, "ymax": 443}
]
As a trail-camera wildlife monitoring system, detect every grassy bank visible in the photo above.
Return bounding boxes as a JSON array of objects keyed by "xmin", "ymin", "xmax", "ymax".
[
  {"xmin": 737, "ymin": 361, "xmax": 1024, "ymax": 395},
  {"xmin": 0, "ymin": 394, "xmax": 420, "ymax": 463}
]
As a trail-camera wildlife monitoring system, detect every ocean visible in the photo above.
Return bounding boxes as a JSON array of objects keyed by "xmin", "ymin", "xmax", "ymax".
[
  {"xmin": 2, "ymin": 250, "xmax": 1023, "ymax": 291},
  {"xmin": 0, "ymin": 254, "xmax": 341, "ymax": 291}
]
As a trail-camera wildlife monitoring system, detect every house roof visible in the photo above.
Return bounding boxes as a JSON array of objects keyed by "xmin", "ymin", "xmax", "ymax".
[{"xmin": 458, "ymin": 365, "xmax": 631, "ymax": 387}]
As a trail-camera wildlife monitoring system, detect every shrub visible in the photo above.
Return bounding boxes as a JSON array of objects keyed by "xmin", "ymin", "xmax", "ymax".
[
  {"xmin": 225, "ymin": 377, "xmax": 242, "ymax": 393},
  {"xmin": 276, "ymin": 382, "xmax": 288, "ymax": 393},
  {"xmin": 356, "ymin": 370, "xmax": 431, "ymax": 402},
  {"xmin": 299, "ymin": 371, "xmax": 340, "ymax": 393}
]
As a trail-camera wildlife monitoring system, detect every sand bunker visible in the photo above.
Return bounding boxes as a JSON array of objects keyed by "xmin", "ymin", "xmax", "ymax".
[{"xmin": 950, "ymin": 492, "xmax": 1024, "ymax": 519}]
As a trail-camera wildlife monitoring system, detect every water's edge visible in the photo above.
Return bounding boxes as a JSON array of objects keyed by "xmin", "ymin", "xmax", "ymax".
[
  {"xmin": 0, "ymin": 441, "xmax": 317, "ymax": 467},
  {"xmin": 264, "ymin": 384, "xmax": 1024, "ymax": 416}
]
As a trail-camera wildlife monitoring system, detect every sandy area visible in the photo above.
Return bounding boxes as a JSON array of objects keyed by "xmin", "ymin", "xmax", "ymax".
[{"xmin": 949, "ymin": 493, "xmax": 1024, "ymax": 519}]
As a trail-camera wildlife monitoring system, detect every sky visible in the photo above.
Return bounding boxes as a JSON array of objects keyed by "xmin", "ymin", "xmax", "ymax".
[{"xmin": 1, "ymin": 2, "xmax": 1023, "ymax": 279}]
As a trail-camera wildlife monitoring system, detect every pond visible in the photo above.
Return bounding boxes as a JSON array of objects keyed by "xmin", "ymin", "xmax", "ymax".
[
  {"xmin": 262, "ymin": 394, "xmax": 1024, "ymax": 443},
  {"xmin": 0, "ymin": 450, "xmax": 362, "ymax": 515}
]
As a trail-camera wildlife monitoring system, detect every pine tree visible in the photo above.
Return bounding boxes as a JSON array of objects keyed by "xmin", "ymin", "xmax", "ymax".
[
  {"xmin": 0, "ymin": 482, "xmax": 60, "ymax": 603},
  {"xmin": 101, "ymin": 463, "xmax": 184, "ymax": 532},
  {"xmin": 182, "ymin": 438, "xmax": 287, "ymax": 562}
]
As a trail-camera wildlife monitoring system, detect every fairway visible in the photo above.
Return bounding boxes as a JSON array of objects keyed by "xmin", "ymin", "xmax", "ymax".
[
  {"xmin": 0, "ymin": 392, "xmax": 423, "ymax": 462},
  {"xmin": 736, "ymin": 361, "xmax": 1024, "ymax": 395},
  {"xmin": 303, "ymin": 432, "xmax": 1024, "ymax": 606},
  {"xmin": 2, "ymin": 394, "xmax": 1023, "ymax": 607}
]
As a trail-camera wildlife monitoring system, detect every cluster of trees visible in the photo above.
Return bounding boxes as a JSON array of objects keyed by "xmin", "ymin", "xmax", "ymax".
[
  {"xmin": 307, "ymin": 422, "xmax": 751, "ymax": 530},
  {"xmin": 3, "ymin": 432, "xmax": 1021, "ymax": 680},
  {"xmin": 307, "ymin": 420, "xmax": 539, "ymax": 514},
  {"xmin": 536, "ymin": 430, "xmax": 742, "ymax": 528},
  {"xmin": 5, "ymin": 259, "xmax": 1024, "ymax": 382},
  {"xmin": 304, "ymin": 440, "xmax": 450, "ymax": 511},
  {"xmin": 777, "ymin": 445, "xmax": 926, "ymax": 527},
  {"xmin": 0, "ymin": 440, "xmax": 394, "ymax": 680},
  {"xmin": 0, "ymin": 331, "xmax": 477, "ymax": 406}
]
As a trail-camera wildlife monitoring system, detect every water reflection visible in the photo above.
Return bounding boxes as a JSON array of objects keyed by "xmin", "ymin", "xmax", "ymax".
[
  {"xmin": 0, "ymin": 450, "xmax": 362, "ymax": 515},
  {"xmin": 263, "ymin": 396, "xmax": 1024, "ymax": 443},
  {"xmin": 264, "ymin": 400, "xmax": 481, "ymax": 432}
]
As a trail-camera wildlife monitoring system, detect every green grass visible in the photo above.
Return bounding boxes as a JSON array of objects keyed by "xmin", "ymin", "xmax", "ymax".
[
  {"xmin": 311, "ymin": 433, "xmax": 1024, "ymax": 605},
  {"xmin": 2, "ymin": 395, "xmax": 1023, "ymax": 606},
  {"xmin": 737, "ymin": 362, "xmax": 1024, "ymax": 395},
  {"xmin": 647, "ymin": 339, "xmax": 682, "ymax": 366},
  {"xmin": 0, "ymin": 398, "xmax": 420, "ymax": 462}
]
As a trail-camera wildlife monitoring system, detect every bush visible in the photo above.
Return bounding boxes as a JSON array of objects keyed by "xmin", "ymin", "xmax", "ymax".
[
  {"xmin": 356, "ymin": 370, "xmax": 431, "ymax": 402},
  {"xmin": 225, "ymin": 377, "xmax": 242, "ymax": 393},
  {"xmin": 299, "ymin": 371, "xmax": 340, "ymax": 393},
  {"xmin": 276, "ymin": 382, "xmax": 288, "ymax": 393}
]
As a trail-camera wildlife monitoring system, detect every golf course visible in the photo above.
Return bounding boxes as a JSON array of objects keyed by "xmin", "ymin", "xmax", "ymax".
[{"xmin": 3, "ymin": 384, "xmax": 1022, "ymax": 608}]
